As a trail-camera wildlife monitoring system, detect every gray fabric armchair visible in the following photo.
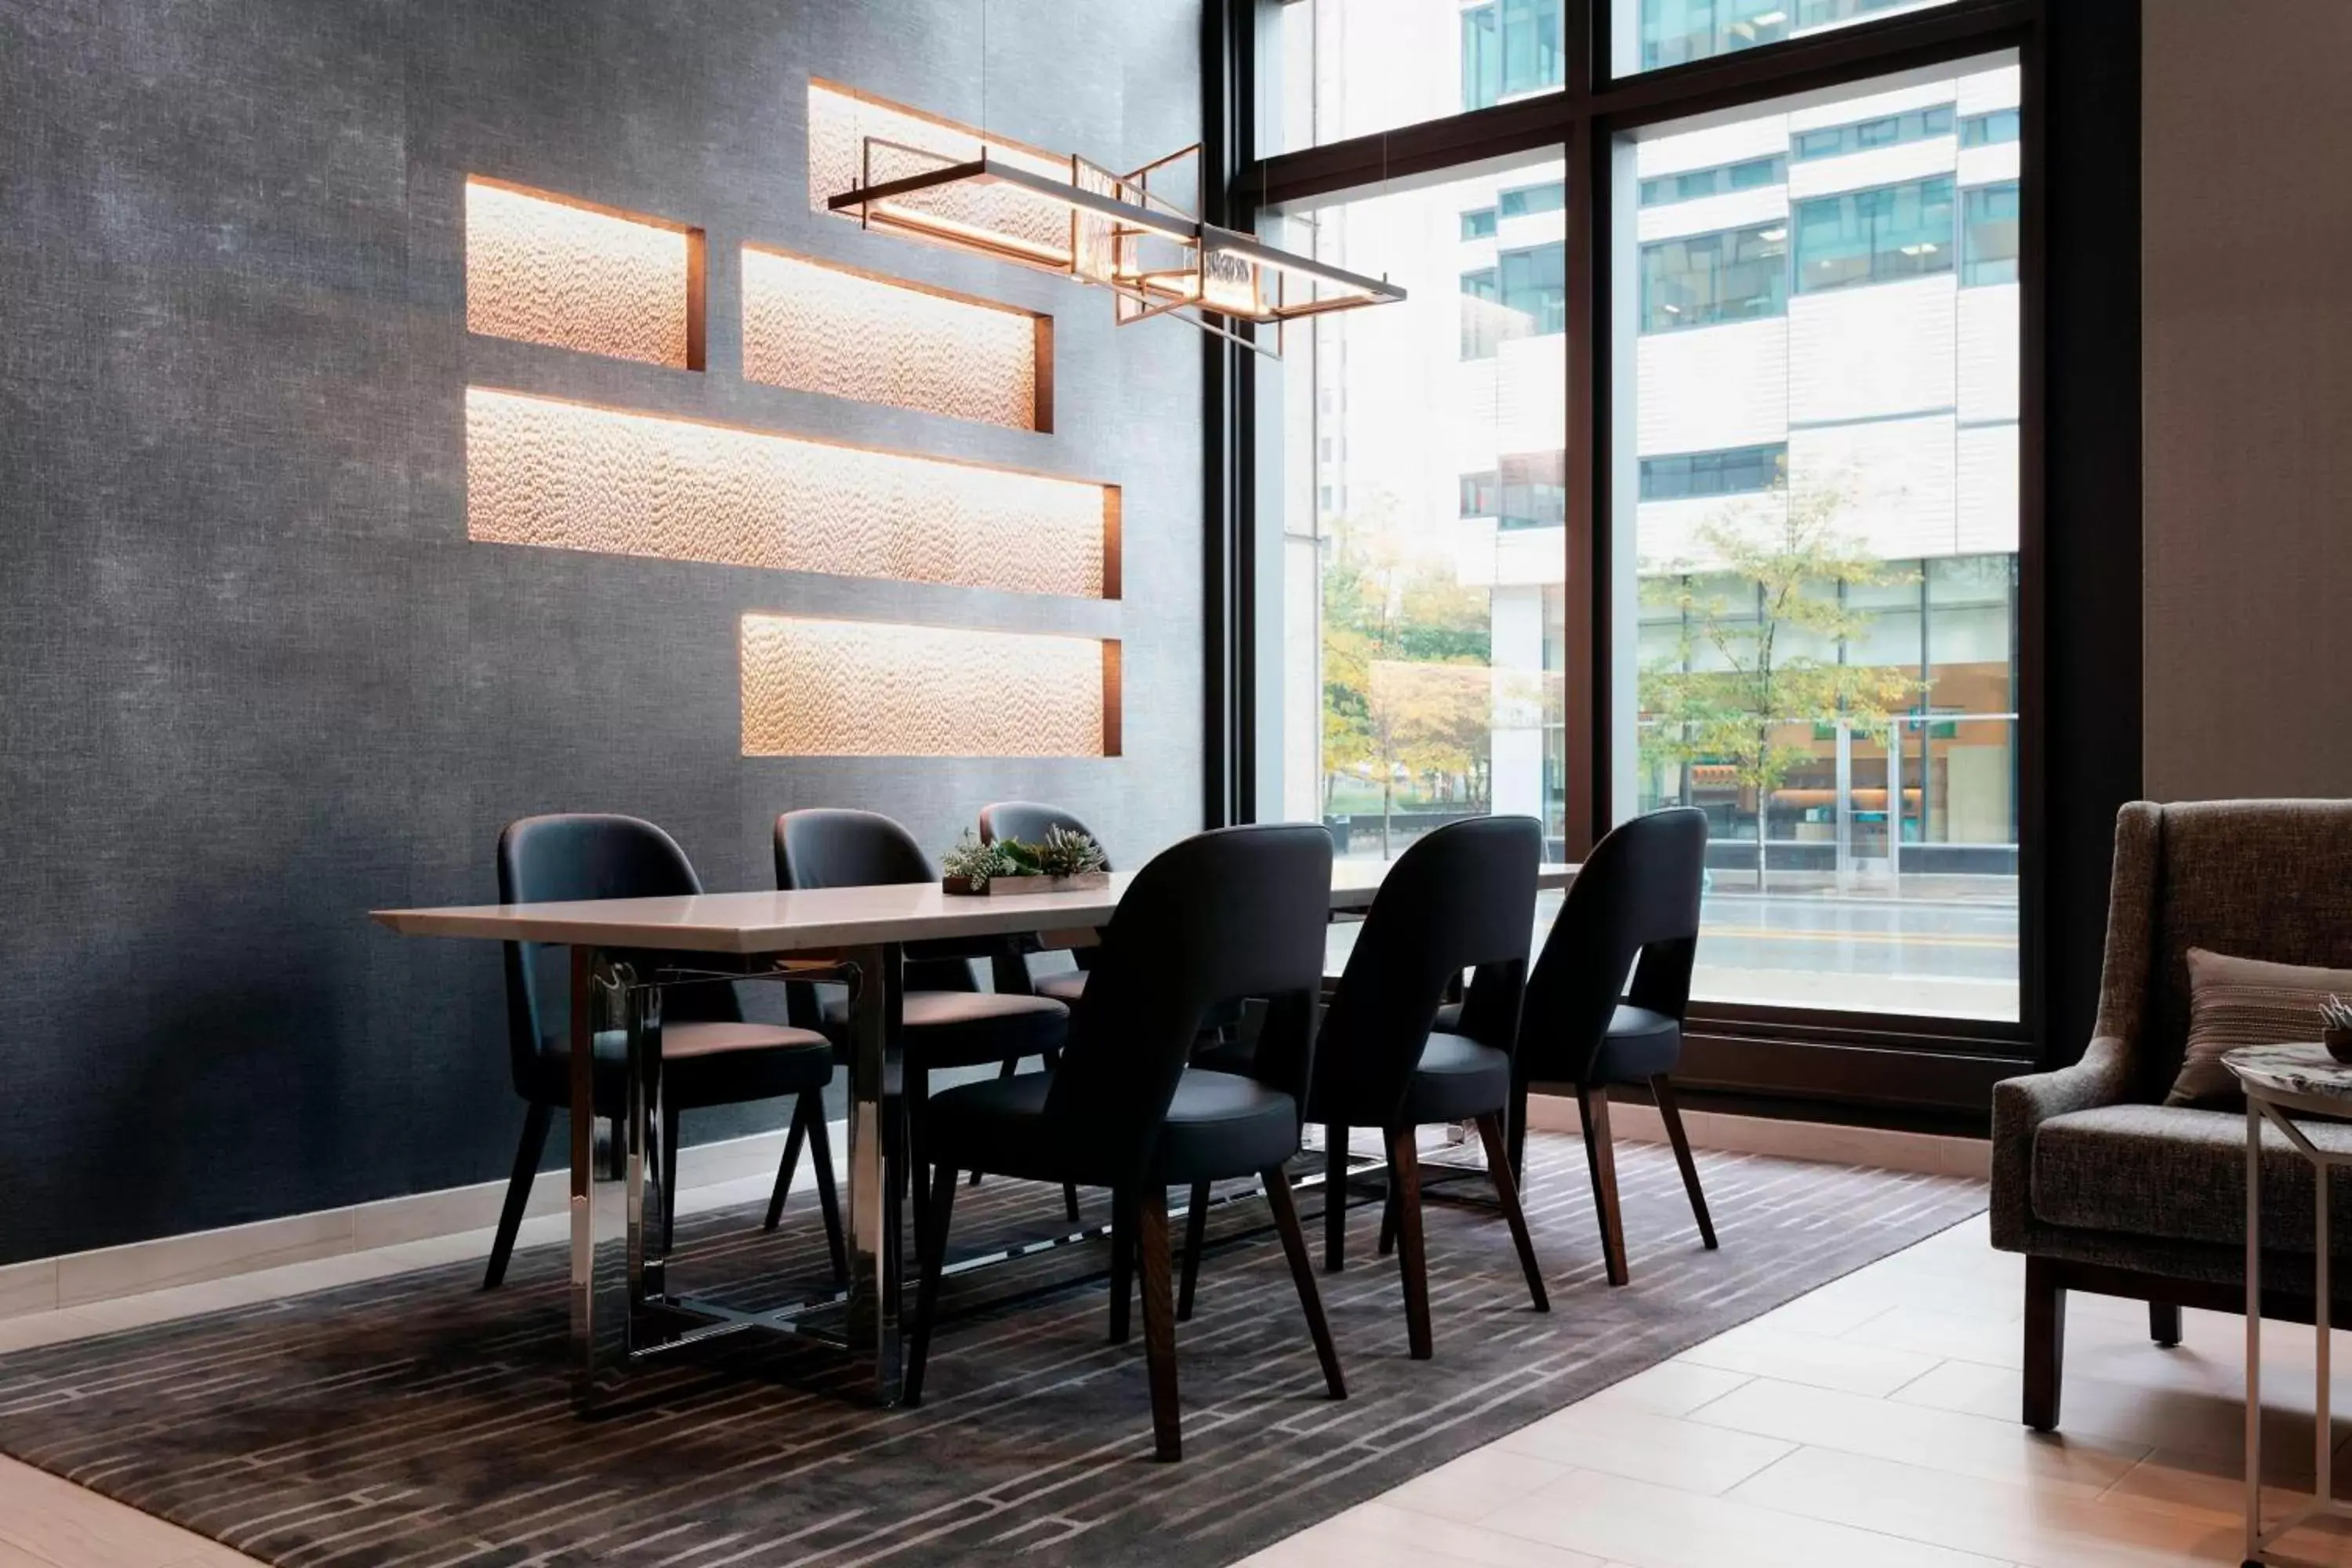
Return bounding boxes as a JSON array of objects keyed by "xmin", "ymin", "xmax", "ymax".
[{"xmin": 1993, "ymin": 799, "xmax": 2352, "ymax": 1431}]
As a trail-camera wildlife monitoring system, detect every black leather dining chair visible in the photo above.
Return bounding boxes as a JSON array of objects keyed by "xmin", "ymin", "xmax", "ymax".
[
  {"xmin": 978, "ymin": 800, "xmax": 1105, "ymax": 1006},
  {"xmin": 1195, "ymin": 815, "xmax": 1548, "ymax": 1358},
  {"xmin": 1509, "ymin": 805, "xmax": 1716, "ymax": 1287},
  {"xmin": 489, "ymin": 813, "xmax": 845, "ymax": 1290},
  {"xmin": 771, "ymin": 809, "xmax": 1072, "ymax": 1229},
  {"xmin": 902, "ymin": 823, "xmax": 1346, "ymax": 1460}
]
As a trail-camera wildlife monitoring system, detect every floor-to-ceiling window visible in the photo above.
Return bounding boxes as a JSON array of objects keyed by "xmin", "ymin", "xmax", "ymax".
[
  {"xmin": 1238, "ymin": 0, "xmax": 2043, "ymax": 1102},
  {"xmin": 1269, "ymin": 157, "xmax": 1572, "ymax": 879},
  {"xmin": 1611, "ymin": 61, "xmax": 2023, "ymax": 1021}
]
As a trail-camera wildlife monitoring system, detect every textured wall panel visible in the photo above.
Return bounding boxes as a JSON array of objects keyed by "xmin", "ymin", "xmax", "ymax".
[
  {"xmin": 740, "ymin": 615, "xmax": 1116, "ymax": 757},
  {"xmin": 464, "ymin": 179, "xmax": 699, "ymax": 368},
  {"xmin": 466, "ymin": 388, "xmax": 1112, "ymax": 597},
  {"xmin": 807, "ymin": 78, "xmax": 1077, "ymax": 266},
  {"xmin": 742, "ymin": 246, "xmax": 1047, "ymax": 431}
]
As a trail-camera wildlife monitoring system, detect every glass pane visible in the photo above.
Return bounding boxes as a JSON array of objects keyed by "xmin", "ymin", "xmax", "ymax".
[
  {"xmin": 1610, "ymin": 60, "xmax": 2021, "ymax": 1022},
  {"xmin": 1266, "ymin": 155, "xmax": 1572, "ymax": 970},
  {"xmin": 1615, "ymin": 0, "xmax": 1961, "ymax": 78},
  {"xmin": 1266, "ymin": 0, "xmax": 1568, "ymax": 155}
]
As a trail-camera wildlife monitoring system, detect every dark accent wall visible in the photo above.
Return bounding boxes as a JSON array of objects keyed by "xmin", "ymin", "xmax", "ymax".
[{"xmin": 0, "ymin": 0, "xmax": 1203, "ymax": 1264}]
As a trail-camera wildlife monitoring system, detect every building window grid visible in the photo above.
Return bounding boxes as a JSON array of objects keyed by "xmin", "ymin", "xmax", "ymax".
[
  {"xmin": 1961, "ymin": 107, "xmax": 2022, "ymax": 147},
  {"xmin": 1639, "ymin": 442, "xmax": 1788, "ymax": 502},
  {"xmin": 1792, "ymin": 103, "xmax": 1955, "ymax": 162},
  {"xmin": 1794, "ymin": 173, "xmax": 1957, "ymax": 292},
  {"xmin": 1638, "ymin": 154, "xmax": 1787, "ymax": 208}
]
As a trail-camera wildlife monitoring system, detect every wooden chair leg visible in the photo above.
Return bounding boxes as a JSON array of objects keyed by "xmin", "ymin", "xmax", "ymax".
[
  {"xmin": 1262, "ymin": 1167, "xmax": 1346, "ymax": 1399},
  {"xmin": 2148, "ymin": 1300, "xmax": 2182, "ymax": 1348},
  {"xmin": 1377, "ymin": 1177, "xmax": 1400, "ymax": 1258},
  {"xmin": 763, "ymin": 1092, "xmax": 811, "ymax": 1231},
  {"xmin": 1475, "ymin": 1112, "xmax": 1548, "ymax": 1312},
  {"xmin": 803, "ymin": 1094, "xmax": 848, "ymax": 1283},
  {"xmin": 2023, "ymin": 1255, "xmax": 2067, "ymax": 1430},
  {"xmin": 1323, "ymin": 1124, "xmax": 1348, "ymax": 1272},
  {"xmin": 1388, "ymin": 1127, "xmax": 1433, "ymax": 1360},
  {"xmin": 1136, "ymin": 1185, "xmax": 1182, "ymax": 1461},
  {"xmin": 484, "ymin": 1102, "xmax": 552, "ymax": 1290},
  {"xmin": 1177, "ymin": 1180, "xmax": 1210, "ymax": 1322},
  {"xmin": 659, "ymin": 1102, "xmax": 681, "ymax": 1256},
  {"xmin": 1109, "ymin": 1187, "xmax": 1135, "ymax": 1345},
  {"xmin": 1578, "ymin": 1084, "xmax": 1630, "ymax": 1287},
  {"xmin": 1650, "ymin": 1074, "xmax": 1717, "ymax": 1250},
  {"xmin": 903, "ymin": 1162, "xmax": 959, "ymax": 1406}
]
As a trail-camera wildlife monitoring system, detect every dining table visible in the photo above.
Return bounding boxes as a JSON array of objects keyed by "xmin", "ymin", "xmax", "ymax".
[{"xmin": 372, "ymin": 857, "xmax": 1579, "ymax": 1409}]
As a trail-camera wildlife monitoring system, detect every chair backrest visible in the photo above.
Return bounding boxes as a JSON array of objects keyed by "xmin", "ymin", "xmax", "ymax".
[
  {"xmin": 495, "ymin": 813, "xmax": 732, "ymax": 1096},
  {"xmin": 773, "ymin": 808, "xmax": 935, "ymax": 891},
  {"xmin": 1519, "ymin": 807, "xmax": 1708, "ymax": 1083},
  {"xmin": 1311, "ymin": 815, "xmax": 1542, "ymax": 1127},
  {"xmin": 772, "ymin": 808, "xmax": 971, "ymax": 991},
  {"xmin": 1042, "ymin": 824, "xmax": 1333, "ymax": 1185},
  {"xmin": 2103, "ymin": 800, "xmax": 2352, "ymax": 1102},
  {"xmin": 978, "ymin": 801, "xmax": 1112, "ymax": 869}
]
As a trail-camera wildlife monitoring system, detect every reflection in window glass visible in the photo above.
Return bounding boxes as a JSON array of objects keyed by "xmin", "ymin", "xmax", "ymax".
[
  {"xmin": 1501, "ymin": 181, "xmax": 1566, "ymax": 219},
  {"xmin": 1272, "ymin": 159, "xmax": 1570, "ymax": 934},
  {"xmin": 1791, "ymin": 105, "xmax": 1954, "ymax": 161},
  {"xmin": 1641, "ymin": 224, "xmax": 1790, "ymax": 332},
  {"xmin": 1615, "ymin": 62, "xmax": 2021, "ymax": 1022},
  {"xmin": 1962, "ymin": 107, "xmax": 2021, "ymax": 147},
  {"xmin": 1795, "ymin": 176, "xmax": 1957, "ymax": 293},
  {"xmin": 1962, "ymin": 183, "xmax": 2020, "ymax": 286},
  {"xmin": 1620, "ymin": 0, "xmax": 1956, "ymax": 75},
  {"xmin": 1639, "ymin": 154, "xmax": 1787, "ymax": 207},
  {"xmin": 1641, "ymin": 444, "xmax": 1788, "ymax": 502}
]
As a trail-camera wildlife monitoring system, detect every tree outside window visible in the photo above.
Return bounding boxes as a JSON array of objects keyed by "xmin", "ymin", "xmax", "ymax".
[{"xmin": 1639, "ymin": 474, "xmax": 1921, "ymax": 888}]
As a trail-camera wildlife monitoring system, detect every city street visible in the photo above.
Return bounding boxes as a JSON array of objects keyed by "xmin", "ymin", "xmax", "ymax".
[{"xmin": 1325, "ymin": 881, "xmax": 2022, "ymax": 1022}]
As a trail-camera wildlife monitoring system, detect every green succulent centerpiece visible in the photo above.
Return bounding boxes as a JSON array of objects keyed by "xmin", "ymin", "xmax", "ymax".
[{"xmin": 941, "ymin": 825, "xmax": 1110, "ymax": 896}]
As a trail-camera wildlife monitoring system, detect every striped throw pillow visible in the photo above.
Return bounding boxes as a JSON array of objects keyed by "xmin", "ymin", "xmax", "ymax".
[{"xmin": 2168, "ymin": 948, "xmax": 2352, "ymax": 1107}]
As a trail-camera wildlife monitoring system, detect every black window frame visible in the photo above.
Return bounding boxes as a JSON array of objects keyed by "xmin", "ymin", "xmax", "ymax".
[{"xmin": 1208, "ymin": 0, "xmax": 2140, "ymax": 1127}]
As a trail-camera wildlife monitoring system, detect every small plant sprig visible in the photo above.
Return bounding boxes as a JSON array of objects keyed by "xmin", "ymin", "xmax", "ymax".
[
  {"xmin": 999, "ymin": 825, "xmax": 1108, "ymax": 879},
  {"xmin": 941, "ymin": 828, "xmax": 1012, "ymax": 890},
  {"xmin": 2323, "ymin": 994, "xmax": 2352, "ymax": 1036}
]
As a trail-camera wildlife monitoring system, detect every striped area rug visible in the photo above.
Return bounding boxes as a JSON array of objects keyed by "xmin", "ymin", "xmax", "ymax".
[{"xmin": 0, "ymin": 1133, "xmax": 1984, "ymax": 1567}]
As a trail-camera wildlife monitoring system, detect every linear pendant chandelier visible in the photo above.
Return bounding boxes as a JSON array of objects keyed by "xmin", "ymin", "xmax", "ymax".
[{"xmin": 811, "ymin": 80, "xmax": 1403, "ymax": 357}]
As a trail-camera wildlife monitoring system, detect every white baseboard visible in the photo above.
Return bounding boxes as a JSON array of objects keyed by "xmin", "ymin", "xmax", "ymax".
[
  {"xmin": 1522, "ymin": 1092, "xmax": 1990, "ymax": 1181},
  {"xmin": 0, "ymin": 1098, "xmax": 1987, "ymax": 1323},
  {"xmin": 0, "ymin": 1123, "xmax": 816, "ymax": 1322}
]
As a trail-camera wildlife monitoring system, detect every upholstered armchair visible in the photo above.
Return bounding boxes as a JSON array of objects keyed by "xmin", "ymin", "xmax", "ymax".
[{"xmin": 1992, "ymin": 799, "xmax": 2352, "ymax": 1431}]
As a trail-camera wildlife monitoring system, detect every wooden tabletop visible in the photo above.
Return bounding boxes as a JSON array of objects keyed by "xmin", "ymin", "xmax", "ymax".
[{"xmin": 372, "ymin": 861, "xmax": 1580, "ymax": 955}]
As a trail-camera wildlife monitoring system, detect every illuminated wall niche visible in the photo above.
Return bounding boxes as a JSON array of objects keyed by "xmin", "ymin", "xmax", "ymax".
[
  {"xmin": 742, "ymin": 245, "xmax": 1051, "ymax": 432},
  {"xmin": 466, "ymin": 388, "xmax": 1117, "ymax": 599},
  {"xmin": 740, "ymin": 615, "xmax": 1120, "ymax": 758},
  {"xmin": 465, "ymin": 177, "xmax": 706, "ymax": 369}
]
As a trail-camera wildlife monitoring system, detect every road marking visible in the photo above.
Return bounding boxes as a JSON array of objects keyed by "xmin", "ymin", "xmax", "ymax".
[{"xmin": 1700, "ymin": 926, "xmax": 2016, "ymax": 948}]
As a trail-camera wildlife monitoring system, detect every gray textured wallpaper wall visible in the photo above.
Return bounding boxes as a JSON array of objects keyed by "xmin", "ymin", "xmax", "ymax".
[
  {"xmin": 2143, "ymin": 2, "xmax": 2352, "ymax": 800},
  {"xmin": 0, "ymin": 0, "xmax": 1204, "ymax": 1263}
]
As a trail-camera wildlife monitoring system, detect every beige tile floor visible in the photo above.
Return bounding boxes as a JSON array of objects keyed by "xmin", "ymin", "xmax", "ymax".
[{"xmin": 8, "ymin": 1186, "xmax": 2352, "ymax": 1567}]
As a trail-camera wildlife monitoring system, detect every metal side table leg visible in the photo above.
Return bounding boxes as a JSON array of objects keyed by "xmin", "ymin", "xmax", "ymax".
[
  {"xmin": 2246, "ymin": 1096, "xmax": 2263, "ymax": 1566},
  {"xmin": 2318, "ymin": 1119, "xmax": 2332, "ymax": 1523}
]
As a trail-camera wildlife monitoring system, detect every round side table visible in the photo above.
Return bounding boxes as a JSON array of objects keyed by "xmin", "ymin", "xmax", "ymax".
[{"xmin": 2224, "ymin": 1042, "xmax": 2352, "ymax": 1566}]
